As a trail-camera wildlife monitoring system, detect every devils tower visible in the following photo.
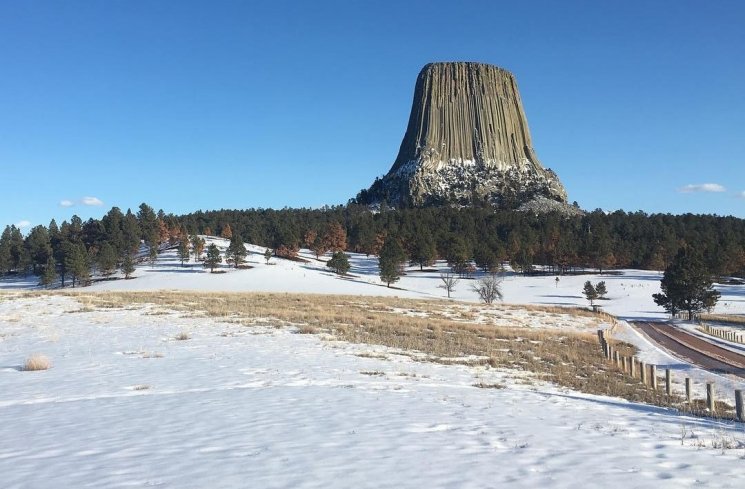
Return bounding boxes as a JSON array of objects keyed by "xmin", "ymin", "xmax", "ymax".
[{"xmin": 357, "ymin": 62, "xmax": 569, "ymax": 210}]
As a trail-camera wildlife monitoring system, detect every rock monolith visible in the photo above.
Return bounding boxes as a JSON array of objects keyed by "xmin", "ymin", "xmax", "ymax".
[{"xmin": 357, "ymin": 62, "xmax": 570, "ymax": 210}]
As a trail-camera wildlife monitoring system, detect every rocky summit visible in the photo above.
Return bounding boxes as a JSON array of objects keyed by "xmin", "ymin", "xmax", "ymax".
[{"xmin": 356, "ymin": 62, "xmax": 570, "ymax": 210}]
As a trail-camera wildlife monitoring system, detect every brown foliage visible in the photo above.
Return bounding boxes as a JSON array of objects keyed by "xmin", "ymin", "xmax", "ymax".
[
  {"xmin": 322, "ymin": 222, "xmax": 347, "ymax": 252},
  {"xmin": 303, "ymin": 229, "xmax": 318, "ymax": 248},
  {"xmin": 276, "ymin": 244, "xmax": 299, "ymax": 259}
]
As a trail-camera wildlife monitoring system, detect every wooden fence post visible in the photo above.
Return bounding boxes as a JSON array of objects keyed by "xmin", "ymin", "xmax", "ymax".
[
  {"xmin": 707, "ymin": 382, "xmax": 715, "ymax": 413},
  {"xmin": 640, "ymin": 362, "xmax": 647, "ymax": 385},
  {"xmin": 614, "ymin": 350, "xmax": 620, "ymax": 368},
  {"xmin": 665, "ymin": 368, "xmax": 671, "ymax": 396},
  {"xmin": 651, "ymin": 365, "xmax": 658, "ymax": 390},
  {"xmin": 736, "ymin": 390, "xmax": 744, "ymax": 422},
  {"xmin": 630, "ymin": 358, "xmax": 636, "ymax": 378},
  {"xmin": 622, "ymin": 356, "xmax": 627, "ymax": 372},
  {"xmin": 685, "ymin": 377, "xmax": 691, "ymax": 404}
]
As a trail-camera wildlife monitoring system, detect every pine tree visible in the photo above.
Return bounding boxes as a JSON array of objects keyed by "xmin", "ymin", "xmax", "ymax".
[
  {"xmin": 445, "ymin": 236, "xmax": 470, "ymax": 276},
  {"xmin": 264, "ymin": 248, "xmax": 272, "ymax": 265},
  {"xmin": 0, "ymin": 226, "xmax": 12, "ymax": 274},
  {"xmin": 65, "ymin": 243, "xmax": 90, "ymax": 288},
  {"xmin": 653, "ymin": 247, "xmax": 721, "ymax": 320},
  {"xmin": 474, "ymin": 244, "xmax": 499, "ymax": 273},
  {"xmin": 379, "ymin": 236, "xmax": 405, "ymax": 287},
  {"xmin": 311, "ymin": 235, "xmax": 328, "ymax": 259},
  {"xmin": 410, "ymin": 232, "xmax": 436, "ymax": 270},
  {"xmin": 178, "ymin": 239, "xmax": 190, "ymax": 266},
  {"xmin": 203, "ymin": 243, "xmax": 222, "ymax": 272},
  {"xmin": 25, "ymin": 225, "xmax": 52, "ymax": 275},
  {"xmin": 379, "ymin": 256, "xmax": 400, "ymax": 287},
  {"xmin": 221, "ymin": 224, "xmax": 233, "ymax": 239},
  {"xmin": 96, "ymin": 242, "xmax": 118, "ymax": 276},
  {"xmin": 595, "ymin": 281, "xmax": 608, "ymax": 299},
  {"xmin": 122, "ymin": 209, "xmax": 141, "ymax": 255},
  {"xmin": 40, "ymin": 255, "xmax": 58, "ymax": 288},
  {"xmin": 137, "ymin": 203, "xmax": 159, "ymax": 251},
  {"xmin": 8, "ymin": 226, "xmax": 30, "ymax": 275},
  {"xmin": 327, "ymin": 251, "xmax": 350, "ymax": 276},
  {"xmin": 583, "ymin": 281, "xmax": 598, "ymax": 306},
  {"xmin": 121, "ymin": 252, "xmax": 136, "ymax": 279},
  {"xmin": 191, "ymin": 235, "xmax": 205, "ymax": 261},
  {"xmin": 225, "ymin": 234, "xmax": 247, "ymax": 268},
  {"xmin": 101, "ymin": 207, "xmax": 125, "ymax": 255}
]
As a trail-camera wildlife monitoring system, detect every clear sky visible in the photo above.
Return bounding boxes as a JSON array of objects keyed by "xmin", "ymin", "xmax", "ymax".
[{"xmin": 1, "ymin": 0, "xmax": 744, "ymax": 230}]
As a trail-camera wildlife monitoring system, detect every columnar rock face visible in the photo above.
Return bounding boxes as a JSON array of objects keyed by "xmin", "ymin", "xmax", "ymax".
[{"xmin": 358, "ymin": 62, "xmax": 569, "ymax": 209}]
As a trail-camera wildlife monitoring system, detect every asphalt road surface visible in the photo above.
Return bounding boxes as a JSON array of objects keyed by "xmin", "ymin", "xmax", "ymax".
[{"xmin": 632, "ymin": 322, "xmax": 745, "ymax": 379}]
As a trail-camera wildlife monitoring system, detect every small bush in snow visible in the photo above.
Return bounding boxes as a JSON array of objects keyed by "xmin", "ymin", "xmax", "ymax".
[{"xmin": 23, "ymin": 354, "xmax": 51, "ymax": 371}]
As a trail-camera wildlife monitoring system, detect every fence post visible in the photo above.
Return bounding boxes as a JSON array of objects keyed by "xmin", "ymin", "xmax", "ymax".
[
  {"xmin": 640, "ymin": 362, "xmax": 647, "ymax": 385},
  {"xmin": 685, "ymin": 377, "xmax": 691, "ymax": 404},
  {"xmin": 736, "ymin": 390, "xmax": 744, "ymax": 422},
  {"xmin": 622, "ymin": 356, "xmax": 627, "ymax": 372},
  {"xmin": 707, "ymin": 382, "xmax": 715, "ymax": 413},
  {"xmin": 614, "ymin": 350, "xmax": 620, "ymax": 368},
  {"xmin": 665, "ymin": 368, "xmax": 672, "ymax": 396},
  {"xmin": 630, "ymin": 357, "xmax": 636, "ymax": 378},
  {"xmin": 651, "ymin": 365, "xmax": 658, "ymax": 390}
]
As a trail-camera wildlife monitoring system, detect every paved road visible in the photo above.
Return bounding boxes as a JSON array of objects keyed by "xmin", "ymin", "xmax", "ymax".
[{"xmin": 632, "ymin": 322, "xmax": 745, "ymax": 379}]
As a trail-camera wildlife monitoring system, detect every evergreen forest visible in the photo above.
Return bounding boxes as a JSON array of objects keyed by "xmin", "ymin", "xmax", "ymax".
[{"xmin": 2, "ymin": 203, "xmax": 745, "ymax": 287}]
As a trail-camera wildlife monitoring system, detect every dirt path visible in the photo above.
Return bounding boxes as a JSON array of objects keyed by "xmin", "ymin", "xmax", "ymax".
[{"xmin": 632, "ymin": 322, "xmax": 745, "ymax": 379}]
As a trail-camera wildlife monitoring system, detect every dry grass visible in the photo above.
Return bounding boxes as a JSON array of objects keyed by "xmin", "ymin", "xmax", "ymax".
[
  {"xmin": 360, "ymin": 370, "xmax": 385, "ymax": 376},
  {"xmin": 474, "ymin": 382, "xmax": 506, "ymax": 389},
  {"xmin": 174, "ymin": 331, "xmax": 191, "ymax": 341},
  {"xmin": 11, "ymin": 290, "xmax": 681, "ymax": 409},
  {"xmin": 23, "ymin": 354, "xmax": 51, "ymax": 371},
  {"xmin": 296, "ymin": 325, "xmax": 318, "ymax": 334},
  {"xmin": 698, "ymin": 314, "xmax": 745, "ymax": 326}
]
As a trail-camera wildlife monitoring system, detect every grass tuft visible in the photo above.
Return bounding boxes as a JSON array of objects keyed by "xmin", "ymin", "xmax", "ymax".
[{"xmin": 23, "ymin": 354, "xmax": 51, "ymax": 371}]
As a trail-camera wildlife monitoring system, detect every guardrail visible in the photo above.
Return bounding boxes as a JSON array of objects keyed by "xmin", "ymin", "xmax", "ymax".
[{"xmin": 700, "ymin": 323, "xmax": 745, "ymax": 345}]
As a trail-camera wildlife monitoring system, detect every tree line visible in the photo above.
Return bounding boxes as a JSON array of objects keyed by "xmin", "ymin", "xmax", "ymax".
[
  {"xmin": 177, "ymin": 205, "xmax": 745, "ymax": 277},
  {"xmin": 0, "ymin": 203, "xmax": 181, "ymax": 287},
  {"xmin": 3, "ymin": 203, "xmax": 745, "ymax": 288}
]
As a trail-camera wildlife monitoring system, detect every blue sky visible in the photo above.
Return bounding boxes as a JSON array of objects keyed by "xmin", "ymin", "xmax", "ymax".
[{"xmin": 1, "ymin": 0, "xmax": 744, "ymax": 230}]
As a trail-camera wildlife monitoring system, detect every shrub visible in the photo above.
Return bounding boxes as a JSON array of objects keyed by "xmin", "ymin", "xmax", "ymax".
[{"xmin": 23, "ymin": 354, "xmax": 51, "ymax": 371}]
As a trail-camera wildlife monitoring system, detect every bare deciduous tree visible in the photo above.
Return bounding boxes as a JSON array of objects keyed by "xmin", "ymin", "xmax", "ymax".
[
  {"xmin": 472, "ymin": 274, "xmax": 503, "ymax": 304},
  {"xmin": 439, "ymin": 272, "xmax": 460, "ymax": 298}
]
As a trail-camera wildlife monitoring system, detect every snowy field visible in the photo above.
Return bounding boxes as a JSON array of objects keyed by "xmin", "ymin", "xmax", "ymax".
[
  {"xmin": 3, "ymin": 236, "xmax": 741, "ymax": 322},
  {"xmin": 2, "ymin": 238, "xmax": 745, "ymax": 488}
]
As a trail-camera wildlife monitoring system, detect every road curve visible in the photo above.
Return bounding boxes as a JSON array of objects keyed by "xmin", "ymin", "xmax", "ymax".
[{"xmin": 632, "ymin": 322, "xmax": 745, "ymax": 379}]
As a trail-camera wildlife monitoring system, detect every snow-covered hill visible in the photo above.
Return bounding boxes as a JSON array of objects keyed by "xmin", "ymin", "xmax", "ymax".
[{"xmin": 6, "ymin": 235, "xmax": 733, "ymax": 321}]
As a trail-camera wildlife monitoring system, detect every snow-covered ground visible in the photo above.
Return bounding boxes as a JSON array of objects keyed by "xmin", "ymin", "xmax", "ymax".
[
  {"xmin": 4, "ymin": 236, "xmax": 742, "ymax": 321},
  {"xmin": 2, "ymin": 238, "xmax": 745, "ymax": 487},
  {"xmin": 1, "ymin": 295, "xmax": 744, "ymax": 488}
]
